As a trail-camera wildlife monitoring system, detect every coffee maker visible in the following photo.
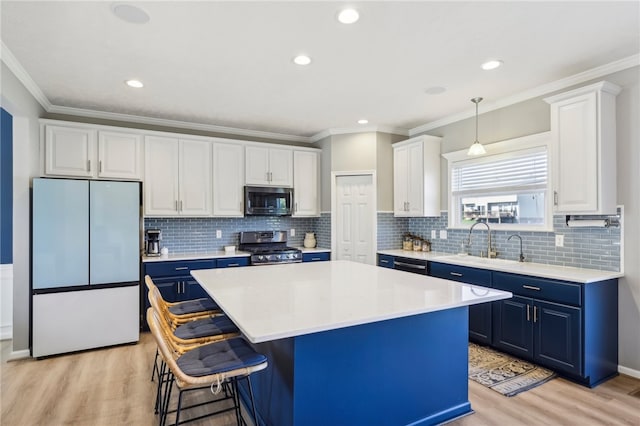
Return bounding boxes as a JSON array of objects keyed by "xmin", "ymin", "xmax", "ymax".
[{"xmin": 145, "ymin": 229, "xmax": 162, "ymax": 256}]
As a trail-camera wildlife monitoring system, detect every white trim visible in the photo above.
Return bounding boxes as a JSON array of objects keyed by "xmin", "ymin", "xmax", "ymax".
[
  {"xmin": 310, "ymin": 126, "xmax": 408, "ymax": 142},
  {"xmin": 377, "ymin": 210, "xmax": 394, "ymax": 214},
  {"xmin": 0, "ymin": 264, "xmax": 13, "ymax": 341},
  {"xmin": 330, "ymin": 170, "xmax": 378, "ymax": 265},
  {"xmin": 0, "ymin": 42, "xmax": 51, "ymax": 110},
  {"xmin": 410, "ymin": 54, "xmax": 640, "ymax": 135},
  {"xmin": 6, "ymin": 349, "xmax": 30, "ymax": 361},
  {"xmin": 618, "ymin": 365, "xmax": 640, "ymax": 380}
]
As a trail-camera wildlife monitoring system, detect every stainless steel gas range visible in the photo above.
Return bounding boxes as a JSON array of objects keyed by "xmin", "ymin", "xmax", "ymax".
[{"xmin": 238, "ymin": 231, "xmax": 302, "ymax": 265}]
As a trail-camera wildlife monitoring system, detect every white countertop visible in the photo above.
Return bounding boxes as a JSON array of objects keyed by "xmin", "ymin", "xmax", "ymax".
[
  {"xmin": 297, "ymin": 247, "xmax": 331, "ymax": 253},
  {"xmin": 377, "ymin": 249, "xmax": 622, "ymax": 283},
  {"xmin": 142, "ymin": 250, "xmax": 251, "ymax": 262},
  {"xmin": 191, "ymin": 260, "xmax": 511, "ymax": 344}
]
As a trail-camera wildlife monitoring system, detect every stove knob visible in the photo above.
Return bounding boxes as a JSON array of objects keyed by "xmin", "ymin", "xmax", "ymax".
[{"xmin": 258, "ymin": 255, "xmax": 264, "ymax": 261}]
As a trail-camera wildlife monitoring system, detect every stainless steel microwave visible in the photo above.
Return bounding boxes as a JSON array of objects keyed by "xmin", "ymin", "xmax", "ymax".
[{"xmin": 244, "ymin": 186, "xmax": 293, "ymax": 216}]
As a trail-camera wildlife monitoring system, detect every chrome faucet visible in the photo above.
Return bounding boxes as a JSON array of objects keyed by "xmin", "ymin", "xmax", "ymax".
[
  {"xmin": 468, "ymin": 222, "xmax": 497, "ymax": 258},
  {"xmin": 508, "ymin": 234, "xmax": 525, "ymax": 262}
]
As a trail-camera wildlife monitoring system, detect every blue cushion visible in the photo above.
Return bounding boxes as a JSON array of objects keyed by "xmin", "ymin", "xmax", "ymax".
[
  {"xmin": 168, "ymin": 298, "xmax": 219, "ymax": 316},
  {"xmin": 177, "ymin": 338, "xmax": 267, "ymax": 377},
  {"xmin": 174, "ymin": 316, "xmax": 239, "ymax": 340}
]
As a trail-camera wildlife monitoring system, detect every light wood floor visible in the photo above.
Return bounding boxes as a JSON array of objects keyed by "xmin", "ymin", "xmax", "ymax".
[{"xmin": 2, "ymin": 333, "xmax": 639, "ymax": 425}]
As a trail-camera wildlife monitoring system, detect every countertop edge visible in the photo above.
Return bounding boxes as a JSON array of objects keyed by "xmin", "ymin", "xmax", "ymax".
[
  {"xmin": 377, "ymin": 249, "xmax": 622, "ymax": 283},
  {"xmin": 142, "ymin": 251, "xmax": 251, "ymax": 262}
]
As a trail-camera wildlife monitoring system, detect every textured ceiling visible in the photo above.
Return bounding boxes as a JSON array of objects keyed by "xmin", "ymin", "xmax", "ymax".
[{"xmin": 2, "ymin": 1, "xmax": 639, "ymax": 140}]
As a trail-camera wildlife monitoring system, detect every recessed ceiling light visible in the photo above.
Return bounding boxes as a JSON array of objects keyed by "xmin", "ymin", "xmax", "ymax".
[
  {"xmin": 357, "ymin": 119, "xmax": 369, "ymax": 124},
  {"xmin": 481, "ymin": 60, "xmax": 503, "ymax": 70},
  {"xmin": 293, "ymin": 55, "xmax": 312, "ymax": 66},
  {"xmin": 338, "ymin": 8, "xmax": 360, "ymax": 24},
  {"xmin": 111, "ymin": 3, "xmax": 150, "ymax": 24},
  {"xmin": 425, "ymin": 86, "xmax": 446, "ymax": 95},
  {"xmin": 125, "ymin": 79, "xmax": 144, "ymax": 88}
]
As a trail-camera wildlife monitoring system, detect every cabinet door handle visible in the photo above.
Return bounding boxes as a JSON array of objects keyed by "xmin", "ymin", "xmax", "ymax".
[
  {"xmin": 227, "ymin": 263, "xmax": 240, "ymax": 267},
  {"xmin": 99, "ymin": 160, "xmax": 102, "ymax": 173},
  {"xmin": 527, "ymin": 304, "xmax": 530, "ymax": 321},
  {"xmin": 175, "ymin": 267, "xmax": 189, "ymax": 271},
  {"xmin": 180, "ymin": 200, "xmax": 183, "ymax": 211},
  {"xmin": 175, "ymin": 200, "xmax": 178, "ymax": 211},
  {"xmin": 522, "ymin": 285, "xmax": 541, "ymax": 291},
  {"xmin": 554, "ymin": 191, "xmax": 558, "ymax": 206},
  {"xmin": 295, "ymin": 202, "xmax": 298, "ymax": 212},
  {"xmin": 533, "ymin": 305, "xmax": 538, "ymax": 323},
  {"xmin": 450, "ymin": 272, "xmax": 463, "ymax": 277},
  {"xmin": 87, "ymin": 160, "xmax": 91, "ymax": 172},
  {"xmin": 380, "ymin": 259, "xmax": 389, "ymax": 264},
  {"xmin": 406, "ymin": 201, "xmax": 410, "ymax": 211},
  {"xmin": 311, "ymin": 257, "xmax": 321, "ymax": 261}
]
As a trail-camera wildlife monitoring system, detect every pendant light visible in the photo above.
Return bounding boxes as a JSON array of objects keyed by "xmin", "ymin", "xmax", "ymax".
[{"xmin": 467, "ymin": 97, "xmax": 486, "ymax": 156}]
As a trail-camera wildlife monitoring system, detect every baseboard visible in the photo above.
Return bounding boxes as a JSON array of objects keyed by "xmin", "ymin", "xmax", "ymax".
[
  {"xmin": 0, "ymin": 325, "xmax": 12, "ymax": 340},
  {"xmin": 619, "ymin": 365, "xmax": 640, "ymax": 379},
  {"xmin": 6, "ymin": 349, "xmax": 30, "ymax": 361}
]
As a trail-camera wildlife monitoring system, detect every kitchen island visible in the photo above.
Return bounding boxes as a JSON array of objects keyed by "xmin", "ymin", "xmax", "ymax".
[{"xmin": 191, "ymin": 260, "xmax": 511, "ymax": 426}]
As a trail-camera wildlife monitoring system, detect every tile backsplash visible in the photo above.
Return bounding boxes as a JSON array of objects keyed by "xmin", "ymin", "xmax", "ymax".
[
  {"xmin": 377, "ymin": 211, "xmax": 621, "ymax": 272},
  {"xmin": 146, "ymin": 210, "xmax": 621, "ymax": 272}
]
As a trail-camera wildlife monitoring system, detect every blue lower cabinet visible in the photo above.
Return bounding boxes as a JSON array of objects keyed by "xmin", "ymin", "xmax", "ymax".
[
  {"xmin": 302, "ymin": 252, "xmax": 330, "ymax": 262},
  {"xmin": 377, "ymin": 254, "xmax": 394, "ymax": 269},
  {"xmin": 492, "ymin": 295, "xmax": 534, "ymax": 359},
  {"xmin": 430, "ymin": 262, "xmax": 493, "ymax": 345},
  {"xmin": 534, "ymin": 300, "xmax": 582, "ymax": 376},
  {"xmin": 217, "ymin": 257, "xmax": 250, "ymax": 268}
]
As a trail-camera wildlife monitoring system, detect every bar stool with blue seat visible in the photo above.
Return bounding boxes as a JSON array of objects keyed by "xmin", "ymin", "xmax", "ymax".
[{"xmin": 147, "ymin": 308, "xmax": 267, "ymax": 426}]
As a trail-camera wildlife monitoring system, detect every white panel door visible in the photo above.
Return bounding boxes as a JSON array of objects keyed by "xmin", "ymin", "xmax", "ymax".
[
  {"xmin": 269, "ymin": 148, "xmax": 293, "ymax": 186},
  {"xmin": 179, "ymin": 139, "xmax": 212, "ymax": 216},
  {"xmin": 293, "ymin": 150, "xmax": 319, "ymax": 216},
  {"xmin": 245, "ymin": 145, "xmax": 271, "ymax": 185},
  {"xmin": 213, "ymin": 142, "xmax": 244, "ymax": 216},
  {"xmin": 393, "ymin": 145, "xmax": 409, "ymax": 216},
  {"xmin": 144, "ymin": 136, "xmax": 180, "ymax": 216},
  {"xmin": 45, "ymin": 125, "xmax": 96, "ymax": 177},
  {"xmin": 98, "ymin": 131, "xmax": 143, "ymax": 180},
  {"xmin": 336, "ymin": 175, "xmax": 374, "ymax": 265},
  {"xmin": 552, "ymin": 92, "xmax": 598, "ymax": 212},
  {"xmin": 407, "ymin": 141, "xmax": 424, "ymax": 216}
]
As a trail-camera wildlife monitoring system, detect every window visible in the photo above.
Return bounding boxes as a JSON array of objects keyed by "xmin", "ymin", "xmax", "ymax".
[{"xmin": 444, "ymin": 132, "xmax": 553, "ymax": 231}]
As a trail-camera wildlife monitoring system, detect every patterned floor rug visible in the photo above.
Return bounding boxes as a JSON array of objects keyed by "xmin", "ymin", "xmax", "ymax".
[{"xmin": 468, "ymin": 343, "xmax": 557, "ymax": 397}]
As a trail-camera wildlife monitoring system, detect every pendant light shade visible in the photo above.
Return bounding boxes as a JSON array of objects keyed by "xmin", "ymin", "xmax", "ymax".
[{"xmin": 467, "ymin": 97, "xmax": 486, "ymax": 156}]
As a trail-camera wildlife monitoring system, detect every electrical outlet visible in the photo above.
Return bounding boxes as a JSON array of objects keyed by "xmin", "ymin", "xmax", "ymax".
[
  {"xmin": 439, "ymin": 230, "xmax": 447, "ymax": 240},
  {"xmin": 216, "ymin": 230, "xmax": 222, "ymax": 239},
  {"xmin": 555, "ymin": 234, "xmax": 564, "ymax": 247},
  {"xmin": 290, "ymin": 228, "xmax": 295, "ymax": 237},
  {"xmin": 431, "ymin": 230, "xmax": 437, "ymax": 239}
]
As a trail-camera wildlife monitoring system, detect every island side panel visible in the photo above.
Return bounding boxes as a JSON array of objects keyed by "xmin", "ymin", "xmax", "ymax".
[{"xmin": 239, "ymin": 306, "xmax": 470, "ymax": 426}]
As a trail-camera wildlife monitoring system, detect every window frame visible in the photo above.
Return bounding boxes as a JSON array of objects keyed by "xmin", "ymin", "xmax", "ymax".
[{"xmin": 443, "ymin": 131, "xmax": 553, "ymax": 232}]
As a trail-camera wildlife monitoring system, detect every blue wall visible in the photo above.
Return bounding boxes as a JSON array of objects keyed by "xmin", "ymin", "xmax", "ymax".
[{"xmin": 0, "ymin": 108, "xmax": 12, "ymax": 264}]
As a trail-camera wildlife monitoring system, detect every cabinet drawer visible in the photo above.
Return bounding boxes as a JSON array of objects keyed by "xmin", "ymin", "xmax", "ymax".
[
  {"xmin": 430, "ymin": 262, "xmax": 492, "ymax": 286},
  {"xmin": 217, "ymin": 257, "xmax": 250, "ymax": 268},
  {"xmin": 493, "ymin": 272, "xmax": 581, "ymax": 306},
  {"xmin": 377, "ymin": 254, "xmax": 394, "ymax": 269},
  {"xmin": 302, "ymin": 252, "xmax": 330, "ymax": 262},
  {"xmin": 145, "ymin": 259, "xmax": 216, "ymax": 278}
]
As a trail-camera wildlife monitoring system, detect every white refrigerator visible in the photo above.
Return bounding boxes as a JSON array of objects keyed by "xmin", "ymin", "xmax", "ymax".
[{"xmin": 31, "ymin": 178, "xmax": 140, "ymax": 357}]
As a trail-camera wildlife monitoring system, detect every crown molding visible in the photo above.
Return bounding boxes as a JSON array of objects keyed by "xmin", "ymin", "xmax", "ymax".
[
  {"xmin": 310, "ymin": 125, "xmax": 408, "ymax": 142},
  {"xmin": 1, "ymin": 41, "xmax": 51, "ymax": 110},
  {"xmin": 409, "ymin": 54, "xmax": 640, "ymax": 136},
  {"xmin": 46, "ymin": 104, "xmax": 313, "ymax": 143}
]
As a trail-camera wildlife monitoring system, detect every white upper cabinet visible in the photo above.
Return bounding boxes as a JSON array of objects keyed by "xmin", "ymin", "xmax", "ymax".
[
  {"xmin": 144, "ymin": 136, "xmax": 212, "ymax": 217},
  {"xmin": 97, "ymin": 131, "xmax": 143, "ymax": 180},
  {"xmin": 544, "ymin": 81, "xmax": 620, "ymax": 215},
  {"xmin": 393, "ymin": 135, "xmax": 441, "ymax": 217},
  {"xmin": 245, "ymin": 145, "xmax": 293, "ymax": 186},
  {"xmin": 44, "ymin": 125, "xmax": 96, "ymax": 177},
  {"xmin": 293, "ymin": 150, "xmax": 320, "ymax": 217},
  {"xmin": 43, "ymin": 122, "xmax": 143, "ymax": 180},
  {"xmin": 212, "ymin": 141, "xmax": 245, "ymax": 217}
]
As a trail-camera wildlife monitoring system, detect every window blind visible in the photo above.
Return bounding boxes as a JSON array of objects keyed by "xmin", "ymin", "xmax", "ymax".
[{"xmin": 451, "ymin": 147, "xmax": 548, "ymax": 196}]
